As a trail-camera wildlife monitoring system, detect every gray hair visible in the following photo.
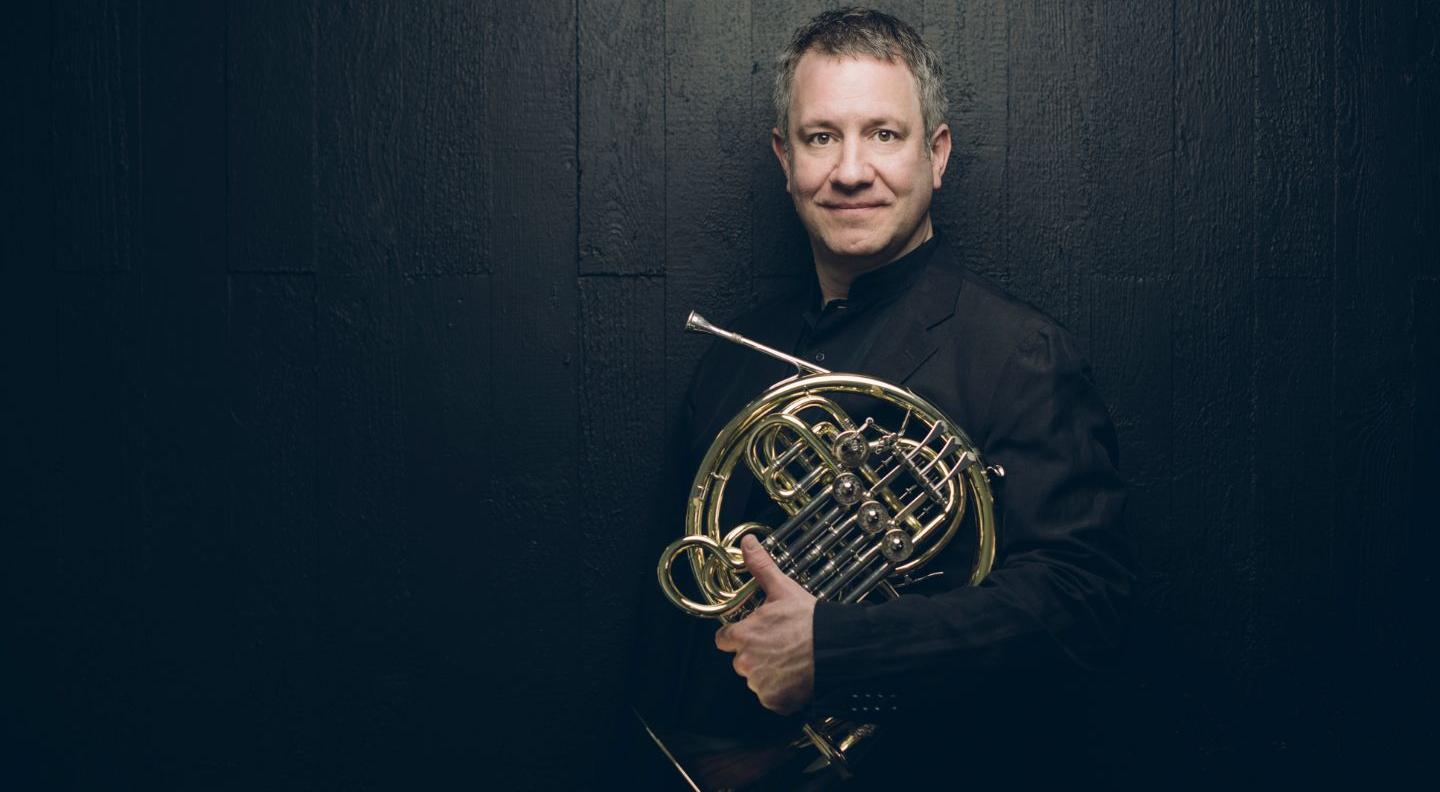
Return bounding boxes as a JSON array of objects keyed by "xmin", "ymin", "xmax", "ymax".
[{"xmin": 773, "ymin": 7, "xmax": 948, "ymax": 148}]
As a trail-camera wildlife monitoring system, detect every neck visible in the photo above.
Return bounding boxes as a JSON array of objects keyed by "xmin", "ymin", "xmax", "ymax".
[{"xmin": 813, "ymin": 218, "xmax": 934, "ymax": 304}]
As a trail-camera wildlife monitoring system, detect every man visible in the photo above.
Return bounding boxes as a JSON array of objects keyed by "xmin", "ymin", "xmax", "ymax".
[{"xmin": 638, "ymin": 8, "xmax": 1134, "ymax": 787}]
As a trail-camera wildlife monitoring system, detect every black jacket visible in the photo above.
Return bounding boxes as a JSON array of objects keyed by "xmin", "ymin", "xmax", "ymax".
[{"xmin": 648, "ymin": 236, "xmax": 1136, "ymax": 785}]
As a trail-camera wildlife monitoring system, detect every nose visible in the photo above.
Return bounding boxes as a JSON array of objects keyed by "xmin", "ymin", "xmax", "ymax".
[{"xmin": 831, "ymin": 138, "xmax": 874, "ymax": 189}]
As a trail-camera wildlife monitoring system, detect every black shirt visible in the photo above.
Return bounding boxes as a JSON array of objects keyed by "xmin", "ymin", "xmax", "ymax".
[
  {"xmin": 641, "ymin": 233, "xmax": 1135, "ymax": 786},
  {"xmin": 795, "ymin": 234, "xmax": 940, "ymax": 374}
]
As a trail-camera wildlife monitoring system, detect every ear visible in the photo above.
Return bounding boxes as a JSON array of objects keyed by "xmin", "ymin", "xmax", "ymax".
[
  {"xmin": 929, "ymin": 122, "xmax": 952, "ymax": 190},
  {"xmin": 771, "ymin": 127, "xmax": 793, "ymax": 193}
]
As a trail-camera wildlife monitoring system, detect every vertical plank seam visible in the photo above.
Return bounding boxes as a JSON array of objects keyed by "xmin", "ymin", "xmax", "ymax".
[
  {"xmin": 1003, "ymin": 0, "xmax": 1011, "ymax": 282},
  {"xmin": 223, "ymin": 0, "xmax": 230, "ymax": 275},
  {"xmin": 1247, "ymin": 0, "xmax": 1262, "ymax": 682},
  {"xmin": 1168, "ymin": 0, "xmax": 1178, "ymax": 570},
  {"xmin": 663, "ymin": 0, "xmax": 668, "ymax": 293},
  {"xmin": 748, "ymin": 0, "xmax": 756, "ymax": 299},
  {"xmin": 572, "ymin": 0, "xmax": 584, "ymax": 740},
  {"xmin": 1329, "ymin": 0, "xmax": 1340, "ymax": 601},
  {"xmin": 663, "ymin": 0, "xmax": 671, "ymax": 432}
]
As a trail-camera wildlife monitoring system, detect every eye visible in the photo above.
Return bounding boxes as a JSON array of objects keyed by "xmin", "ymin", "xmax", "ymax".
[
  {"xmin": 807, "ymin": 132, "xmax": 834, "ymax": 146},
  {"xmin": 875, "ymin": 129, "xmax": 897, "ymax": 142}
]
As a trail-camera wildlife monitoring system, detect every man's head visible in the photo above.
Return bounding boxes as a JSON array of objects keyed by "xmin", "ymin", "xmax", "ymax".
[{"xmin": 771, "ymin": 8, "xmax": 952, "ymax": 278}]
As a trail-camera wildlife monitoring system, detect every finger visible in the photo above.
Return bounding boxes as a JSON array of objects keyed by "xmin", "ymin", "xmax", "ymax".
[
  {"xmin": 715, "ymin": 624, "xmax": 736, "ymax": 653},
  {"xmin": 731, "ymin": 654, "xmax": 749, "ymax": 678},
  {"xmin": 740, "ymin": 534, "xmax": 800, "ymax": 598}
]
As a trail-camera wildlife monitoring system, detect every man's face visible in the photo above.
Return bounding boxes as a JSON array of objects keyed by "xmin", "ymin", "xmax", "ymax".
[{"xmin": 773, "ymin": 53, "xmax": 950, "ymax": 272}]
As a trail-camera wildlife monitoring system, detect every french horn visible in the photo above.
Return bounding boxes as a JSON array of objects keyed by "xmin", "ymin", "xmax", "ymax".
[{"xmin": 652, "ymin": 310, "xmax": 1000, "ymax": 788}]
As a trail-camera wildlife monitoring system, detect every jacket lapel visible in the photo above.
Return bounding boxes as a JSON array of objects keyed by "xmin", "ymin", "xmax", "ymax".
[{"xmin": 861, "ymin": 241, "xmax": 964, "ymax": 384}]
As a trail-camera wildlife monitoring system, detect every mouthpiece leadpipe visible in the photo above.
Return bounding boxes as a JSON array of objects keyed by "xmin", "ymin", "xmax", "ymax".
[{"xmin": 685, "ymin": 310, "xmax": 830, "ymax": 376}]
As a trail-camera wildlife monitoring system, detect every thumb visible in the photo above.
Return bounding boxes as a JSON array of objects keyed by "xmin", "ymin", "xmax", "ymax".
[{"xmin": 741, "ymin": 534, "xmax": 803, "ymax": 599}]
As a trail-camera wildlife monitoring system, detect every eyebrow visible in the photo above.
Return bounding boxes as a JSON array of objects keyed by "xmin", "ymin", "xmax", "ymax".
[{"xmin": 796, "ymin": 116, "xmax": 911, "ymax": 131}]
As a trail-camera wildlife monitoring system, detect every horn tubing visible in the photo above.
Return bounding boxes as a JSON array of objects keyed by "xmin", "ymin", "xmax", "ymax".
[{"xmin": 686, "ymin": 311, "xmax": 831, "ymax": 375}]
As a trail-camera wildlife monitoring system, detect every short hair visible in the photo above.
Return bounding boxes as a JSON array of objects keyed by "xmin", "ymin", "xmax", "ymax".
[{"xmin": 773, "ymin": 7, "xmax": 949, "ymax": 147}]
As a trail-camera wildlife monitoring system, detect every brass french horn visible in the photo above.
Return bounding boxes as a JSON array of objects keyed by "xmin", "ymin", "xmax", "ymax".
[{"xmin": 652, "ymin": 310, "xmax": 1000, "ymax": 787}]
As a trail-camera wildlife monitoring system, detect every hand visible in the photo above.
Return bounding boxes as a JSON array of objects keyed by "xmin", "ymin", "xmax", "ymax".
[{"xmin": 714, "ymin": 534, "xmax": 817, "ymax": 715}]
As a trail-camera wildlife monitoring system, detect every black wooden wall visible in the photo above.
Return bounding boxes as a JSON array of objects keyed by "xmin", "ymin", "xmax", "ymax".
[{"xmin": 3, "ymin": 1, "xmax": 1435, "ymax": 788}]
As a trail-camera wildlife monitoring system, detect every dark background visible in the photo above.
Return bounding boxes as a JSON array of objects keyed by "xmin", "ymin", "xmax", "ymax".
[{"xmin": 2, "ymin": 0, "xmax": 1435, "ymax": 788}]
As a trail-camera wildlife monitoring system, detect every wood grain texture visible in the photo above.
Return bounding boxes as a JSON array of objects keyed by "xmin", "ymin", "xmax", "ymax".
[
  {"xmin": 576, "ymin": 274, "xmax": 667, "ymax": 772},
  {"xmin": 1332, "ymin": 0, "xmax": 1419, "ymax": 772},
  {"xmin": 1080, "ymin": 0, "xmax": 1175, "ymax": 640},
  {"xmin": 1005, "ymin": 0, "xmax": 1095, "ymax": 325},
  {"xmin": 579, "ymin": 0, "xmax": 666, "ymax": 275},
  {"xmin": 930, "ymin": 0, "xmax": 1007, "ymax": 281},
  {"xmin": 52, "ymin": 0, "xmax": 139, "ymax": 273},
  {"xmin": 0, "ymin": 3, "xmax": 59, "ymax": 786},
  {"xmin": 1169, "ymin": 0, "xmax": 1257, "ymax": 717},
  {"xmin": 227, "ymin": 0, "xmax": 316, "ymax": 273},
  {"xmin": 1089, "ymin": 0, "xmax": 1172, "ymax": 279},
  {"xmin": 132, "ymin": 4, "xmax": 233, "ymax": 786},
  {"xmin": 665, "ymin": 0, "xmax": 754, "ymax": 420},
  {"xmin": 1248, "ymin": 0, "xmax": 1337, "ymax": 764},
  {"xmin": 1421, "ymin": 0, "xmax": 1439, "ymax": 283},
  {"xmin": 314, "ymin": 3, "xmax": 420, "ymax": 785},
  {"xmin": 226, "ymin": 272, "xmax": 320, "ymax": 787},
  {"xmin": 1410, "ymin": 278, "xmax": 1440, "ymax": 745},
  {"xmin": 1256, "ymin": 0, "xmax": 1332, "ymax": 279},
  {"xmin": 53, "ymin": 272, "xmax": 145, "ymax": 787},
  {"xmin": 400, "ymin": 272, "xmax": 493, "ymax": 786},
  {"xmin": 1249, "ymin": 276, "xmax": 1335, "ymax": 761},
  {"xmin": 314, "ymin": 1, "xmax": 487, "ymax": 279},
  {"xmin": 483, "ymin": 1, "xmax": 579, "ymax": 787}
]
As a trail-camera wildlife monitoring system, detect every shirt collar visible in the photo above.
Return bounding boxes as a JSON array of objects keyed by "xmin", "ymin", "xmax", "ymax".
[{"xmin": 805, "ymin": 232, "xmax": 943, "ymax": 317}]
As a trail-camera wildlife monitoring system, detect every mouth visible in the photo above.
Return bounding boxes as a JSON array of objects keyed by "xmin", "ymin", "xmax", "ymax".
[{"xmin": 822, "ymin": 202, "xmax": 888, "ymax": 214}]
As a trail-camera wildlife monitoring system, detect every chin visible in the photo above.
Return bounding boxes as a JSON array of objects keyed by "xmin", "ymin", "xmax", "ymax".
[{"xmin": 822, "ymin": 232, "xmax": 891, "ymax": 261}]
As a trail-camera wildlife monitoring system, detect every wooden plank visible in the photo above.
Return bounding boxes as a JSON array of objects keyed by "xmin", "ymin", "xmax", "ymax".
[
  {"xmin": 313, "ymin": 2, "xmax": 420, "ymax": 785},
  {"xmin": 53, "ymin": 272, "xmax": 145, "ymax": 786},
  {"xmin": 1410, "ymin": 279, "xmax": 1439, "ymax": 746},
  {"xmin": 1420, "ymin": 1, "xmax": 1440, "ymax": 283},
  {"xmin": 929, "ymin": 0, "xmax": 1006, "ymax": 282},
  {"xmin": 132, "ymin": 3, "xmax": 232, "ymax": 785},
  {"xmin": 483, "ymin": 0, "xmax": 579, "ymax": 786},
  {"xmin": 751, "ymin": 0, "xmax": 832, "ymax": 279},
  {"xmin": 400, "ymin": 1, "xmax": 489, "ymax": 275},
  {"xmin": 1255, "ymin": 1, "xmax": 1332, "ymax": 278},
  {"xmin": 227, "ymin": 0, "xmax": 316, "ymax": 272},
  {"xmin": 397, "ymin": 272, "xmax": 492, "ymax": 786},
  {"xmin": 52, "ymin": 0, "xmax": 139, "ymax": 272},
  {"xmin": 226, "ymin": 272, "xmax": 320, "ymax": 786},
  {"xmin": 1004, "ymin": 0, "xmax": 1096, "ymax": 325},
  {"xmin": 872, "ymin": 0, "xmax": 924, "ymax": 31},
  {"xmin": 1078, "ymin": 275, "xmax": 1171, "ymax": 567},
  {"xmin": 1170, "ymin": 0, "xmax": 1257, "ymax": 722},
  {"xmin": 665, "ymin": 0, "xmax": 754, "ymax": 420},
  {"xmin": 1090, "ymin": 0, "xmax": 1172, "ymax": 279},
  {"xmin": 0, "ymin": 3, "xmax": 59, "ymax": 785},
  {"xmin": 579, "ymin": 0, "xmax": 665, "ymax": 275},
  {"xmin": 314, "ymin": 1, "xmax": 488, "ymax": 279},
  {"xmin": 1250, "ymin": 276, "xmax": 1334, "ymax": 757},
  {"xmin": 576, "ymin": 274, "xmax": 667, "ymax": 772},
  {"xmin": 1332, "ymin": 0, "xmax": 1420, "ymax": 771},
  {"xmin": 1246, "ymin": 0, "xmax": 1337, "ymax": 763}
]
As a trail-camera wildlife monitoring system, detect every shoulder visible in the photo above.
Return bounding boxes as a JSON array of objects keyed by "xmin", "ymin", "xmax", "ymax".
[
  {"xmin": 922, "ymin": 247, "xmax": 1087, "ymax": 378},
  {"xmin": 913, "ymin": 249, "xmax": 1099, "ymax": 445}
]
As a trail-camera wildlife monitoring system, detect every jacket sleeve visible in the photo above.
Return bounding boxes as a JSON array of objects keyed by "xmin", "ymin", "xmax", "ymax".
[{"xmin": 809, "ymin": 323, "xmax": 1135, "ymax": 717}]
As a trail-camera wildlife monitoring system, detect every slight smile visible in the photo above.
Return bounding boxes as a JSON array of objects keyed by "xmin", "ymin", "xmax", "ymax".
[{"xmin": 822, "ymin": 203, "xmax": 888, "ymax": 213}]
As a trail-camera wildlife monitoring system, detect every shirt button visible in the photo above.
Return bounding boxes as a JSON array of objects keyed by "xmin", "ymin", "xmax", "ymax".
[{"xmin": 815, "ymin": 352, "xmax": 825, "ymax": 362}]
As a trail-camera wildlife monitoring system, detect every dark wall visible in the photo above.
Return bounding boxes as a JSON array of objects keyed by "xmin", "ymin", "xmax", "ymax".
[{"xmin": 3, "ymin": 1, "xmax": 1435, "ymax": 788}]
